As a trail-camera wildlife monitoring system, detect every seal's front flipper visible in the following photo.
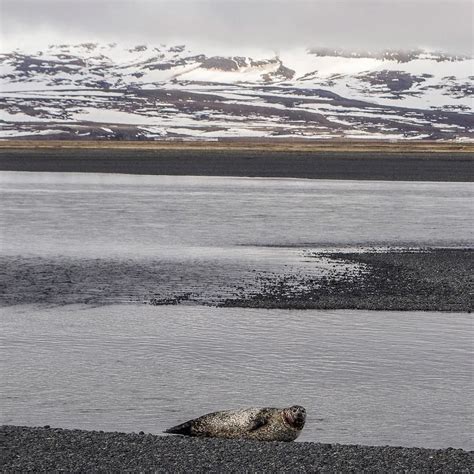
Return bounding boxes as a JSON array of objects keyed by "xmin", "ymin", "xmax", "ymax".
[{"xmin": 248, "ymin": 412, "xmax": 271, "ymax": 432}]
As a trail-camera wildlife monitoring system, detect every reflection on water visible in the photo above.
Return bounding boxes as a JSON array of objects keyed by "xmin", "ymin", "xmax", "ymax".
[
  {"xmin": 1, "ymin": 304, "xmax": 472, "ymax": 450},
  {"xmin": 1, "ymin": 172, "xmax": 473, "ymax": 259}
]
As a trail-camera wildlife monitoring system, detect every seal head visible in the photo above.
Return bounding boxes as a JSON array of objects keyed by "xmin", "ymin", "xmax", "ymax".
[{"xmin": 282, "ymin": 405, "xmax": 306, "ymax": 430}]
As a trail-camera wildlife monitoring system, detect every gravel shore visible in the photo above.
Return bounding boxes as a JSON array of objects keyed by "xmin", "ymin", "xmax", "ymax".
[
  {"xmin": 223, "ymin": 248, "xmax": 473, "ymax": 312},
  {"xmin": 2, "ymin": 426, "xmax": 473, "ymax": 473}
]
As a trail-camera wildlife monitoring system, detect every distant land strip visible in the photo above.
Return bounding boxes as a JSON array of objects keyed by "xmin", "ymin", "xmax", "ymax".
[
  {"xmin": 0, "ymin": 139, "xmax": 473, "ymax": 153},
  {"xmin": 0, "ymin": 140, "xmax": 473, "ymax": 181}
]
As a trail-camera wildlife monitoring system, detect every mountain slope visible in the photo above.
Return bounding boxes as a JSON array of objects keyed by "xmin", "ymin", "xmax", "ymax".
[{"xmin": 1, "ymin": 43, "xmax": 472, "ymax": 140}]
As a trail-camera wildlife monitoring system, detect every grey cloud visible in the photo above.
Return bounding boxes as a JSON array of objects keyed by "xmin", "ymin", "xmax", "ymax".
[{"xmin": 1, "ymin": 0, "xmax": 473, "ymax": 54}]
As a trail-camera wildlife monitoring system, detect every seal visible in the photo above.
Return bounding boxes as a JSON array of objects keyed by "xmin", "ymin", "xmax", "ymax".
[{"xmin": 164, "ymin": 405, "xmax": 306, "ymax": 442}]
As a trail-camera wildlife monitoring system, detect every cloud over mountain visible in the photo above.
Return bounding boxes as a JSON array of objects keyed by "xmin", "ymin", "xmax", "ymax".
[{"xmin": 2, "ymin": 0, "xmax": 473, "ymax": 55}]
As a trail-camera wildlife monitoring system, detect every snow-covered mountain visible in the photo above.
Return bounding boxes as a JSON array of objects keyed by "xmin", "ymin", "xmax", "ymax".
[{"xmin": 1, "ymin": 43, "xmax": 472, "ymax": 140}]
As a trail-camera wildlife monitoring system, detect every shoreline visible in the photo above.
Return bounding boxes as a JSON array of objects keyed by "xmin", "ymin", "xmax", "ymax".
[
  {"xmin": 1, "ymin": 144, "xmax": 473, "ymax": 181},
  {"xmin": 2, "ymin": 425, "xmax": 472, "ymax": 472},
  {"xmin": 1, "ymin": 248, "xmax": 471, "ymax": 311}
]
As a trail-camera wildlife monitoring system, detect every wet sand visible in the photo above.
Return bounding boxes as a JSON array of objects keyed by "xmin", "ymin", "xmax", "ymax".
[
  {"xmin": 2, "ymin": 426, "xmax": 472, "ymax": 473},
  {"xmin": 1, "ymin": 249, "xmax": 472, "ymax": 311},
  {"xmin": 1, "ymin": 146, "xmax": 473, "ymax": 181}
]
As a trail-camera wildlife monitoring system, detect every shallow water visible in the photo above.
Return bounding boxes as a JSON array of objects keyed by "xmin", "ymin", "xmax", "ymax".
[
  {"xmin": 1, "ymin": 304, "xmax": 472, "ymax": 450},
  {"xmin": 1, "ymin": 172, "xmax": 473, "ymax": 259}
]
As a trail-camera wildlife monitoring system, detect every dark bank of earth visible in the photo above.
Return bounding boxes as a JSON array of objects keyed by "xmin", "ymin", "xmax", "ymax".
[
  {"xmin": 1, "ymin": 147, "xmax": 473, "ymax": 181},
  {"xmin": 222, "ymin": 249, "xmax": 473, "ymax": 312},
  {"xmin": 2, "ymin": 426, "xmax": 472, "ymax": 473}
]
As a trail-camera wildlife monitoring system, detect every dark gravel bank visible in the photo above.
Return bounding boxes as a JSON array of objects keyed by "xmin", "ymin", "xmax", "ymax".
[
  {"xmin": 1, "ymin": 148, "xmax": 473, "ymax": 181},
  {"xmin": 222, "ymin": 249, "xmax": 473, "ymax": 312},
  {"xmin": 1, "ymin": 249, "xmax": 472, "ymax": 311},
  {"xmin": 2, "ymin": 426, "xmax": 472, "ymax": 473}
]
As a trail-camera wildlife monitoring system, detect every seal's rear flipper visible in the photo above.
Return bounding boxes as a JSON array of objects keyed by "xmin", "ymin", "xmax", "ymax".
[{"xmin": 164, "ymin": 421, "xmax": 192, "ymax": 436}]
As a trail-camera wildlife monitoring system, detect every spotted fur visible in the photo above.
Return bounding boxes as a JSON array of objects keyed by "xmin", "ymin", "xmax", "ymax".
[{"xmin": 164, "ymin": 405, "xmax": 306, "ymax": 442}]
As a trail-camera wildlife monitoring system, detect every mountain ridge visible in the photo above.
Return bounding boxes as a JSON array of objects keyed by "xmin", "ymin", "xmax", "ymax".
[{"xmin": 1, "ymin": 43, "xmax": 472, "ymax": 141}]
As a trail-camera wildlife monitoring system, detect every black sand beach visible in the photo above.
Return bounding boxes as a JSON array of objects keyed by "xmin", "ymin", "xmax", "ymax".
[
  {"xmin": 0, "ymin": 145, "xmax": 473, "ymax": 181},
  {"xmin": 2, "ymin": 426, "xmax": 473, "ymax": 473}
]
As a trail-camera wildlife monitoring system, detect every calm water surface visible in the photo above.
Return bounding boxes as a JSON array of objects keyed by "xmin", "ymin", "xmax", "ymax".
[
  {"xmin": 1, "ymin": 304, "xmax": 472, "ymax": 449},
  {"xmin": 1, "ymin": 172, "xmax": 472, "ymax": 258}
]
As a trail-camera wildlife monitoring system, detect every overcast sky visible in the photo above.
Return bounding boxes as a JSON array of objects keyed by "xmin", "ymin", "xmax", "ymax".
[{"xmin": 1, "ymin": 0, "xmax": 473, "ymax": 55}]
